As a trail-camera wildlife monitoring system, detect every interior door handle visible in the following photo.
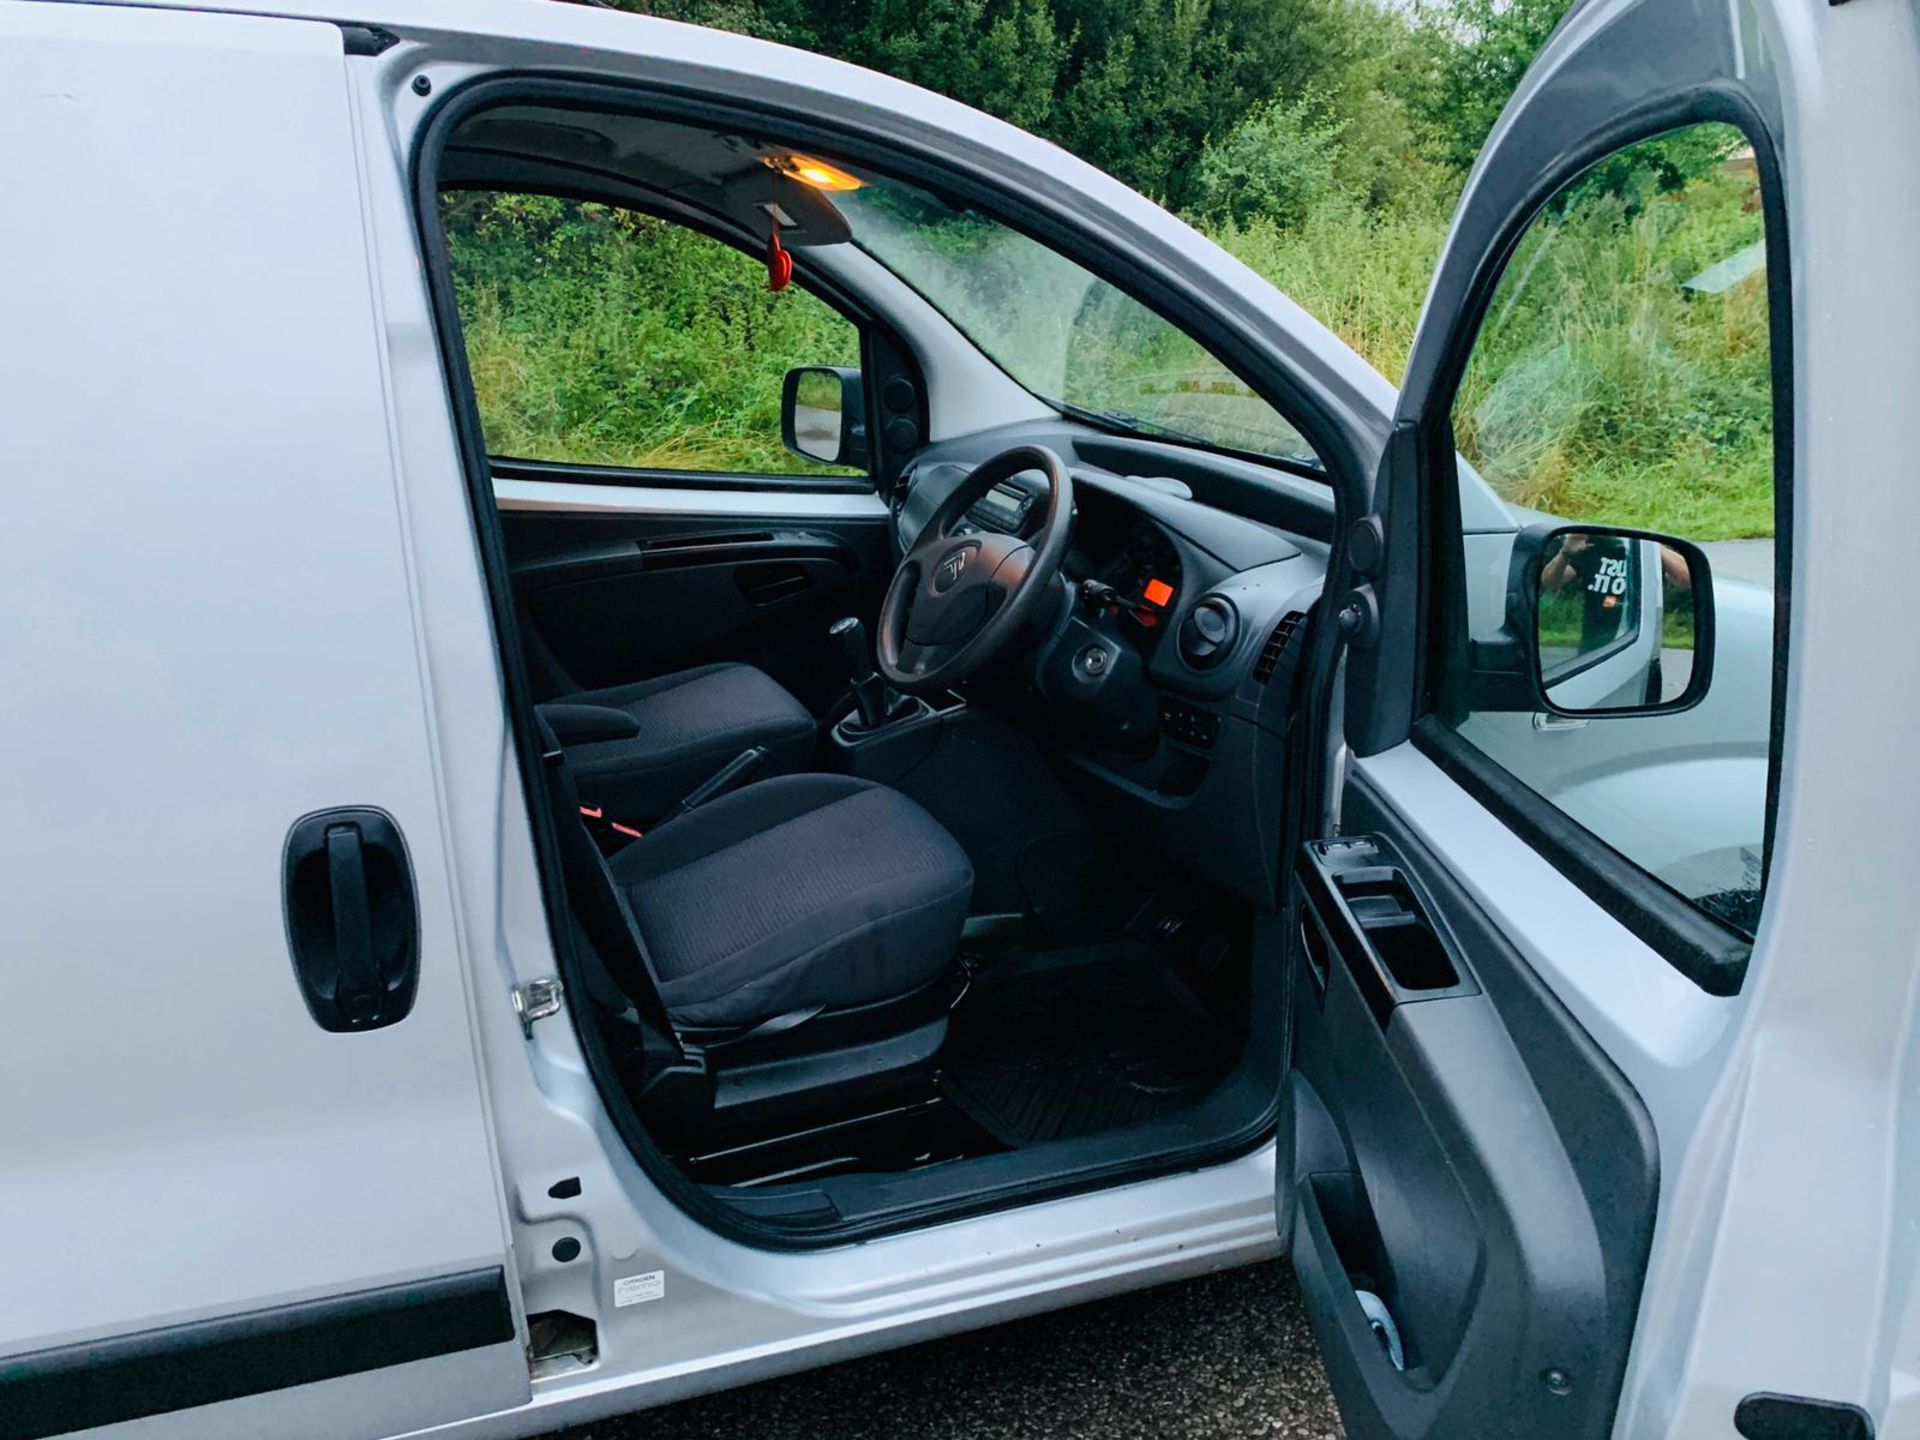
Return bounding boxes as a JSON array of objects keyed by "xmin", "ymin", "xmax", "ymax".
[{"xmin": 283, "ymin": 808, "xmax": 419, "ymax": 1032}]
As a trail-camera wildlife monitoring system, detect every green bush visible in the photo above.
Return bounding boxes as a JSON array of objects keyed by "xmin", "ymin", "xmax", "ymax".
[
  {"xmin": 1193, "ymin": 96, "xmax": 1347, "ymax": 232},
  {"xmin": 1216, "ymin": 196, "xmax": 1451, "ymax": 386}
]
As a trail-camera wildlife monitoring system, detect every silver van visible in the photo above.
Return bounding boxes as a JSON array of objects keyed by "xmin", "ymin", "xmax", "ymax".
[{"xmin": 2, "ymin": 1, "xmax": 1912, "ymax": 1438}]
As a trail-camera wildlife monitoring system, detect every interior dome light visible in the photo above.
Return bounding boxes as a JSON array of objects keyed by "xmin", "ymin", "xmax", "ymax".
[{"xmin": 768, "ymin": 154, "xmax": 863, "ymax": 192}]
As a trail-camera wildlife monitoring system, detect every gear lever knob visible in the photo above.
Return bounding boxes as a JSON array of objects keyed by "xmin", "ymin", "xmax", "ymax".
[
  {"xmin": 830, "ymin": 616, "xmax": 872, "ymax": 680},
  {"xmin": 829, "ymin": 617, "xmax": 889, "ymax": 732}
]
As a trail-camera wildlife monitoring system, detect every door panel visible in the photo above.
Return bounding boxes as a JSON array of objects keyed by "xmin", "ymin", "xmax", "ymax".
[
  {"xmin": 1284, "ymin": 774, "xmax": 1657, "ymax": 1440},
  {"xmin": 499, "ymin": 484, "xmax": 893, "ymax": 709},
  {"xmin": 1296, "ymin": 2, "xmax": 1783, "ymax": 1434}
]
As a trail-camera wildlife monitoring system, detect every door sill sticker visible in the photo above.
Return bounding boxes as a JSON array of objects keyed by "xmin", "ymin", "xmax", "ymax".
[{"xmin": 614, "ymin": 1271, "xmax": 666, "ymax": 1307}]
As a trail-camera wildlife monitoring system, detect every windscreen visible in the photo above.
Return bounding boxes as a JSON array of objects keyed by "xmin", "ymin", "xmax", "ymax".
[{"xmin": 835, "ymin": 180, "xmax": 1321, "ymax": 470}]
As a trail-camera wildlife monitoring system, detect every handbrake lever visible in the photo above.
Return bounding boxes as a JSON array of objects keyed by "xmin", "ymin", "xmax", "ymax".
[{"xmin": 659, "ymin": 746, "xmax": 769, "ymax": 828}]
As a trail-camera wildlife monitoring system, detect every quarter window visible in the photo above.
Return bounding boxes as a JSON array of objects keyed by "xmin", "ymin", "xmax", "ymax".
[{"xmin": 1446, "ymin": 123, "xmax": 1780, "ymax": 939}]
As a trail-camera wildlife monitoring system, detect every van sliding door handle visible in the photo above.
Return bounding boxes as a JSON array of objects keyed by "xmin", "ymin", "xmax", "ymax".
[
  {"xmin": 284, "ymin": 808, "xmax": 419, "ymax": 1032},
  {"xmin": 325, "ymin": 825, "xmax": 382, "ymax": 1025}
]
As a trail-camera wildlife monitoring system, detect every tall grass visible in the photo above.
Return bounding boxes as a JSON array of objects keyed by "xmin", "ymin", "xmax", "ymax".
[
  {"xmin": 1218, "ymin": 199, "xmax": 1450, "ymax": 389},
  {"xmin": 1220, "ymin": 151, "xmax": 1774, "ymax": 541},
  {"xmin": 445, "ymin": 193, "xmax": 859, "ymax": 474}
]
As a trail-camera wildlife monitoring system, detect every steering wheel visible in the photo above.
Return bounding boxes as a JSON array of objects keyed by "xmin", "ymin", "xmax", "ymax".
[{"xmin": 876, "ymin": 444, "xmax": 1075, "ymax": 693}]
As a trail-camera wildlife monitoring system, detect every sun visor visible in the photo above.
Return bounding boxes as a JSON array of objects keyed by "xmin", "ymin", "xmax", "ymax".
[{"xmin": 719, "ymin": 169, "xmax": 853, "ymax": 249}]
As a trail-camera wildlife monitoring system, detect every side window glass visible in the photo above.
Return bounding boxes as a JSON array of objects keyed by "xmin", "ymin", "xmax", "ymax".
[
  {"xmin": 440, "ymin": 192, "xmax": 864, "ymax": 478},
  {"xmin": 1449, "ymin": 123, "xmax": 1779, "ymax": 938}
]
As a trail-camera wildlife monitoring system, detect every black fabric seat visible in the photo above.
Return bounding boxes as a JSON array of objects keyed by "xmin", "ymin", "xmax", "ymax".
[
  {"xmin": 607, "ymin": 774, "xmax": 973, "ymax": 1030},
  {"xmin": 543, "ymin": 663, "xmax": 816, "ymax": 822}
]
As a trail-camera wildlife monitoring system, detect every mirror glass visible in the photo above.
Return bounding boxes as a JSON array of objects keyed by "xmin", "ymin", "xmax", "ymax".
[
  {"xmin": 789, "ymin": 368, "xmax": 844, "ymax": 463},
  {"xmin": 1535, "ymin": 526, "xmax": 1703, "ymax": 713}
]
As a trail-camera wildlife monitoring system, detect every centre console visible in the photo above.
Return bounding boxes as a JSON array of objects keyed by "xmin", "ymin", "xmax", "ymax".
[{"xmin": 823, "ymin": 614, "xmax": 969, "ymax": 785}]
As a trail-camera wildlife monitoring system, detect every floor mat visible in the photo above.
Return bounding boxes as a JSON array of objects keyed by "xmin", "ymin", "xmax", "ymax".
[{"xmin": 939, "ymin": 943, "xmax": 1237, "ymax": 1147}]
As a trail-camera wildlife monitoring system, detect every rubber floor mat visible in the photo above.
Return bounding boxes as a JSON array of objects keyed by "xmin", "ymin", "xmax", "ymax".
[{"xmin": 939, "ymin": 943, "xmax": 1236, "ymax": 1147}]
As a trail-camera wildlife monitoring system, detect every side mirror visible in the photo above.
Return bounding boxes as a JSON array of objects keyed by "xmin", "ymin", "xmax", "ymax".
[
  {"xmin": 781, "ymin": 366, "xmax": 868, "ymax": 468},
  {"xmin": 1504, "ymin": 523, "xmax": 1715, "ymax": 717}
]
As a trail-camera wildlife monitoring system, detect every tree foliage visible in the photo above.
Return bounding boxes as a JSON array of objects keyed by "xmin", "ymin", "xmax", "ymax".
[
  {"xmin": 1405, "ymin": 0, "xmax": 1573, "ymax": 174},
  {"xmin": 614, "ymin": 0, "xmax": 1398, "ymax": 211},
  {"xmin": 1192, "ymin": 95, "xmax": 1346, "ymax": 231}
]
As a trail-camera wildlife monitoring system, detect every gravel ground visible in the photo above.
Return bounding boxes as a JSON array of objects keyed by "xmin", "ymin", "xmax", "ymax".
[{"xmin": 544, "ymin": 1261, "xmax": 1345, "ymax": 1440}]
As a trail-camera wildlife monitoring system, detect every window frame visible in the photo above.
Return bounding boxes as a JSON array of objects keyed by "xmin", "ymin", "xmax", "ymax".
[
  {"xmin": 1411, "ymin": 99, "xmax": 1795, "ymax": 998},
  {"xmin": 437, "ymin": 181, "xmax": 888, "ymax": 495}
]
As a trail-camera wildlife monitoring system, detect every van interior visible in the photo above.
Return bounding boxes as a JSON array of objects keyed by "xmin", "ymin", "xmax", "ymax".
[{"xmin": 428, "ymin": 98, "xmax": 1336, "ymax": 1242}]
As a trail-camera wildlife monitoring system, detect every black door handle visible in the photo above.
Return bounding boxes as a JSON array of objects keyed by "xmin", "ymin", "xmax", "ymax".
[{"xmin": 283, "ymin": 808, "xmax": 419, "ymax": 1032}]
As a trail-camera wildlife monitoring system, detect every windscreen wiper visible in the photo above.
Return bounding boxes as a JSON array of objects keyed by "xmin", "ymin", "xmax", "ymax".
[
  {"xmin": 1052, "ymin": 397, "xmax": 1321, "ymax": 472},
  {"xmin": 1054, "ymin": 399, "xmax": 1209, "ymax": 449}
]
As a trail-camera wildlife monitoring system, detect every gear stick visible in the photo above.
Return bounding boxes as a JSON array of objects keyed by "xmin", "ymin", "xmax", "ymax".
[{"xmin": 830, "ymin": 616, "xmax": 891, "ymax": 733}]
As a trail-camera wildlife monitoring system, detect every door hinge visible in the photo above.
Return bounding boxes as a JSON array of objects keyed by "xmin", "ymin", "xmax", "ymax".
[{"xmin": 511, "ymin": 977, "xmax": 566, "ymax": 1037}]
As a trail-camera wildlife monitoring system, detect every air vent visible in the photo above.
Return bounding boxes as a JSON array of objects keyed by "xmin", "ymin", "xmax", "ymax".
[{"xmin": 1253, "ymin": 610, "xmax": 1308, "ymax": 685}]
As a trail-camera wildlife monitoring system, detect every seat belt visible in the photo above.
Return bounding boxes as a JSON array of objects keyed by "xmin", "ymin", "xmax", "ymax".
[
  {"xmin": 699, "ymin": 1003, "xmax": 826, "ymax": 1056},
  {"xmin": 576, "ymin": 745, "xmax": 772, "ymax": 846}
]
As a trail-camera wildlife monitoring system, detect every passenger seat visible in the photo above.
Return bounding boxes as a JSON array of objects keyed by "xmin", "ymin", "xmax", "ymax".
[{"xmin": 539, "ymin": 663, "xmax": 816, "ymax": 823}]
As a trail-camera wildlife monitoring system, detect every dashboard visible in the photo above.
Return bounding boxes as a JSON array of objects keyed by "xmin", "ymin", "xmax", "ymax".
[{"xmin": 899, "ymin": 423, "xmax": 1331, "ymax": 904}]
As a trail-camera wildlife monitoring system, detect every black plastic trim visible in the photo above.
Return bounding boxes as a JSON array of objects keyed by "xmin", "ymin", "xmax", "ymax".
[
  {"xmin": 281, "ymin": 805, "xmax": 420, "ymax": 1033},
  {"xmin": 1316, "ymin": 772, "xmax": 1661, "ymax": 1440},
  {"xmin": 0, "ymin": 1268, "xmax": 514, "ymax": 1440},
  {"xmin": 1414, "ymin": 714, "xmax": 1751, "ymax": 994},
  {"xmin": 337, "ymin": 22, "xmax": 399, "ymax": 55}
]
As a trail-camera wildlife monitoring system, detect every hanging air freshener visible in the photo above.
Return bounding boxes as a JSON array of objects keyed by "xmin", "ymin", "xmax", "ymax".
[{"xmin": 766, "ymin": 222, "xmax": 792, "ymax": 292}]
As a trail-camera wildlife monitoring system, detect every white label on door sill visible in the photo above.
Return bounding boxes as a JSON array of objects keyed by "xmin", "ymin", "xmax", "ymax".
[{"xmin": 614, "ymin": 1270, "xmax": 666, "ymax": 1307}]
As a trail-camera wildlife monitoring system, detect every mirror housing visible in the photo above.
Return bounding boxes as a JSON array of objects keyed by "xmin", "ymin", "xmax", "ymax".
[
  {"xmin": 781, "ymin": 366, "xmax": 868, "ymax": 468},
  {"xmin": 1473, "ymin": 522, "xmax": 1715, "ymax": 718}
]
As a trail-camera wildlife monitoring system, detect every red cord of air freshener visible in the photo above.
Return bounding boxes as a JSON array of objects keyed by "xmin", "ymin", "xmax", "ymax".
[{"xmin": 767, "ymin": 224, "xmax": 793, "ymax": 292}]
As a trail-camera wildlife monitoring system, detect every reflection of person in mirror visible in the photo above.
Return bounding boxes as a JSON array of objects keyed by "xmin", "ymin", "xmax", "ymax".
[{"xmin": 1541, "ymin": 531, "xmax": 1634, "ymax": 650}]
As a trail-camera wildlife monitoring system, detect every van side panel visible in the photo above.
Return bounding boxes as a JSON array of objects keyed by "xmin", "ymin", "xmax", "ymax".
[{"xmin": 0, "ymin": 6, "xmax": 525, "ymax": 1434}]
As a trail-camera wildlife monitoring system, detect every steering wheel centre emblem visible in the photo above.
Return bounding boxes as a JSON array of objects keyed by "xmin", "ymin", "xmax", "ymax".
[{"xmin": 934, "ymin": 546, "xmax": 970, "ymax": 592}]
